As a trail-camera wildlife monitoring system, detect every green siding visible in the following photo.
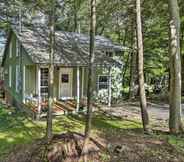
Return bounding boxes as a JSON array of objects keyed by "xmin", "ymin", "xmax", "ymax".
[
  {"xmin": 3, "ymin": 32, "xmax": 34, "ymax": 103},
  {"xmin": 25, "ymin": 66, "xmax": 36, "ymax": 96},
  {"xmin": 53, "ymin": 68, "xmax": 59, "ymax": 99}
]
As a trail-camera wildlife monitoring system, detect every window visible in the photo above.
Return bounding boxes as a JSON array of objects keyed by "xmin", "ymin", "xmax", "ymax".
[
  {"xmin": 40, "ymin": 68, "xmax": 49, "ymax": 98},
  {"xmin": 98, "ymin": 75, "xmax": 109, "ymax": 90},
  {"xmin": 61, "ymin": 74, "xmax": 69, "ymax": 83},
  {"xmin": 9, "ymin": 66, "xmax": 12, "ymax": 87},
  {"xmin": 16, "ymin": 65, "xmax": 20, "ymax": 92},
  {"xmin": 9, "ymin": 42, "xmax": 12, "ymax": 58},
  {"xmin": 16, "ymin": 40, "xmax": 20, "ymax": 57},
  {"xmin": 106, "ymin": 51, "xmax": 113, "ymax": 57}
]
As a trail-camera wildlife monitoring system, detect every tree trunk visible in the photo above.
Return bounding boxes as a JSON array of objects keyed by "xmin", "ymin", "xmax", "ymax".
[
  {"xmin": 81, "ymin": 0, "xmax": 96, "ymax": 160},
  {"xmin": 181, "ymin": 26, "xmax": 184, "ymax": 94},
  {"xmin": 168, "ymin": 0, "xmax": 183, "ymax": 134},
  {"xmin": 129, "ymin": 51, "xmax": 138, "ymax": 99},
  {"xmin": 85, "ymin": 0, "xmax": 96, "ymax": 140},
  {"xmin": 129, "ymin": 17, "xmax": 138, "ymax": 99},
  {"xmin": 136, "ymin": 0, "xmax": 149, "ymax": 132},
  {"xmin": 46, "ymin": 0, "xmax": 55, "ymax": 140}
]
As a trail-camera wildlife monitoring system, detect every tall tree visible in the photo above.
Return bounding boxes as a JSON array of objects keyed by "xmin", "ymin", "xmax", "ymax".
[
  {"xmin": 85, "ymin": 0, "xmax": 96, "ymax": 141},
  {"xmin": 47, "ymin": 0, "xmax": 55, "ymax": 140},
  {"xmin": 168, "ymin": 0, "xmax": 183, "ymax": 134},
  {"xmin": 136, "ymin": 0, "xmax": 149, "ymax": 132},
  {"xmin": 81, "ymin": 0, "xmax": 96, "ymax": 160}
]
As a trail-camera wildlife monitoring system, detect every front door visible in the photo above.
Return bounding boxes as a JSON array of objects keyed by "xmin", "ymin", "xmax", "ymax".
[{"xmin": 59, "ymin": 68, "xmax": 73, "ymax": 99}]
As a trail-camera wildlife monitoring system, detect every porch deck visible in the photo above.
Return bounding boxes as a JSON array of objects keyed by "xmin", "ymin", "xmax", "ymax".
[{"xmin": 23, "ymin": 99, "xmax": 87, "ymax": 118}]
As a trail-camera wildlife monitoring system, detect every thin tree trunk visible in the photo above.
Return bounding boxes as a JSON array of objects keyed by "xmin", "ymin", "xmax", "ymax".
[
  {"xmin": 168, "ymin": 0, "xmax": 183, "ymax": 134},
  {"xmin": 129, "ymin": 17, "xmax": 138, "ymax": 99},
  {"xmin": 136, "ymin": 0, "xmax": 149, "ymax": 132},
  {"xmin": 121, "ymin": 26, "xmax": 129, "ymax": 89},
  {"xmin": 81, "ymin": 0, "xmax": 96, "ymax": 161},
  {"xmin": 129, "ymin": 51, "xmax": 138, "ymax": 99},
  {"xmin": 47, "ymin": 0, "xmax": 55, "ymax": 140},
  {"xmin": 85, "ymin": 0, "xmax": 96, "ymax": 141}
]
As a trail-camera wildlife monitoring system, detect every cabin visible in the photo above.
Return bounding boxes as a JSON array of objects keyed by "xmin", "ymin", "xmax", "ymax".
[{"xmin": 1, "ymin": 25, "xmax": 124, "ymax": 118}]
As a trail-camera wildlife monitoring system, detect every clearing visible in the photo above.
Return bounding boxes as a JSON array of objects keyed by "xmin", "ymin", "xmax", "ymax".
[{"xmin": 0, "ymin": 101, "xmax": 184, "ymax": 162}]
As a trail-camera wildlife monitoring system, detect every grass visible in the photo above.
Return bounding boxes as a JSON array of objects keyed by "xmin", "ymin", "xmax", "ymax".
[{"xmin": 0, "ymin": 104, "xmax": 184, "ymax": 160}]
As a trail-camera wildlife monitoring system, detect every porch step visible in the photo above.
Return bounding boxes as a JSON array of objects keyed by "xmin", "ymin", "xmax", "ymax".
[
  {"xmin": 55, "ymin": 101, "xmax": 76, "ymax": 112},
  {"xmin": 65, "ymin": 100, "xmax": 76, "ymax": 108},
  {"xmin": 53, "ymin": 104, "xmax": 65, "ymax": 114}
]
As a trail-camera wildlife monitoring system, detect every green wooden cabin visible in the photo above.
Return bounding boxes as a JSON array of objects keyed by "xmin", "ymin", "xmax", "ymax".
[{"xmin": 2, "ymin": 26, "xmax": 124, "ymax": 116}]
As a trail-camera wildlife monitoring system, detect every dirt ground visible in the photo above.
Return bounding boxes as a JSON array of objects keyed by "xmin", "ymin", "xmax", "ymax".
[
  {"xmin": 107, "ymin": 133, "xmax": 184, "ymax": 162},
  {"xmin": 100, "ymin": 101, "xmax": 184, "ymax": 131},
  {"xmin": 2, "ymin": 101, "xmax": 184, "ymax": 162}
]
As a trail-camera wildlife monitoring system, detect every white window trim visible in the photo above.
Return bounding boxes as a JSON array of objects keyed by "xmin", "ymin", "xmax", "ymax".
[
  {"xmin": 98, "ymin": 75, "xmax": 109, "ymax": 90},
  {"xmin": 16, "ymin": 40, "xmax": 19, "ymax": 57},
  {"xmin": 9, "ymin": 66, "xmax": 12, "ymax": 87},
  {"xmin": 9, "ymin": 42, "xmax": 12, "ymax": 58},
  {"xmin": 16, "ymin": 65, "xmax": 20, "ymax": 92}
]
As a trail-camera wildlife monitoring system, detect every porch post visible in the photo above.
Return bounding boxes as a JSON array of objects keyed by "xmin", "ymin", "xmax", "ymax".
[
  {"xmin": 22, "ymin": 65, "xmax": 26, "ymax": 103},
  {"xmin": 76, "ymin": 66, "xmax": 80, "ymax": 112},
  {"xmin": 108, "ymin": 67, "xmax": 112, "ymax": 107},
  {"xmin": 37, "ymin": 66, "xmax": 41, "ymax": 119},
  {"xmin": 81, "ymin": 67, "xmax": 85, "ymax": 98}
]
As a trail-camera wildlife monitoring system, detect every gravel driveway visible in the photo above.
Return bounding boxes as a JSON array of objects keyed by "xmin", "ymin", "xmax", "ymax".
[{"xmin": 100, "ymin": 102, "xmax": 184, "ymax": 131}]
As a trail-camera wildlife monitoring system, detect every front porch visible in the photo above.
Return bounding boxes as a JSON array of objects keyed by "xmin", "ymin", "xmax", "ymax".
[
  {"xmin": 22, "ymin": 65, "xmax": 112, "ymax": 118},
  {"xmin": 24, "ymin": 99, "xmax": 87, "ymax": 118}
]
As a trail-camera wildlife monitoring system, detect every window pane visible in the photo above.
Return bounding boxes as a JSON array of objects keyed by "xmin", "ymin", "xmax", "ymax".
[
  {"xmin": 40, "ymin": 68, "xmax": 49, "ymax": 97},
  {"xmin": 41, "ymin": 87, "xmax": 48, "ymax": 93},
  {"xmin": 99, "ymin": 84, "xmax": 108, "ymax": 89},
  {"xmin": 99, "ymin": 76, "xmax": 108, "ymax": 83},
  {"xmin": 62, "ymin": 74, "xmax": 69, "ymax": 83},
  {"xmin": 98, "ymin": 75, "xmax": 109, "ymax": 90}
]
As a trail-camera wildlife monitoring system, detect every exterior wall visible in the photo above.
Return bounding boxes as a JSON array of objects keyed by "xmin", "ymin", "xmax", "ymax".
[
  {"xmin": 16, "ymin": 66, "xmax": 88, "ymax": 101},
  {"xmin": 72, "ymin": 66, "xmax": 109, "ymax": 98},
  {"xmin": 25, "ymin": 66, "xmax": 36, "ymax": 96},
  {"xmin": 53, "ymin": 67, "xmax": 59, "ymax": 99},
  {"xmin": 3, "ymin": 32, "xmax": 34, "ymax": 105}
]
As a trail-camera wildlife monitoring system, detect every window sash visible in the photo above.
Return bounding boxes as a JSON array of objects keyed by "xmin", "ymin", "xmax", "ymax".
[{"xmin": 98, "ymin": 75, "xmax": 109, "ymax": 90}]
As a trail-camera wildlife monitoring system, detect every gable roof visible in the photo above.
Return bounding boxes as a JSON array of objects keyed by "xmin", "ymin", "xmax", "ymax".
[{"xmin": 3, "ymin": 25, "xmax": 127, "ymax": 67}]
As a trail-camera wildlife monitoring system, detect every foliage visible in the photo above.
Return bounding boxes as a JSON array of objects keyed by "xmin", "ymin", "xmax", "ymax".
[
  {"xmin": 95, "ymin": 89, "xmax": 109, "ymax": 104},
  {"xmin": 0, "ymin": 0, "xmax": 184, "ymax": 96}
]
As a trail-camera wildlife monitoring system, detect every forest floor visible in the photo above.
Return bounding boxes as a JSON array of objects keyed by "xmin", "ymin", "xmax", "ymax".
[{"xmin": 0, "ymin": 101, "xmax": 184, "ymax": 162}]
